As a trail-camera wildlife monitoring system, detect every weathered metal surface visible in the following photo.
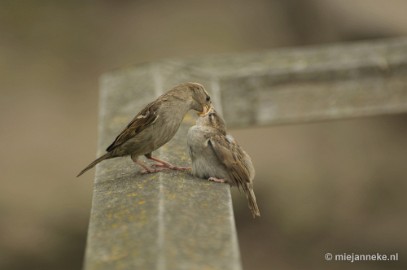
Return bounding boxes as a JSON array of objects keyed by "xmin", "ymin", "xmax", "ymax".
[{"xmin": 84, "ymin": 67, "xmax": 242, "ymax": 270}]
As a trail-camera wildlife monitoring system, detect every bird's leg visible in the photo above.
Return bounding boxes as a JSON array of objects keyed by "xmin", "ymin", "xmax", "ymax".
[
  {"xmin": 132, "ymin": 155, "xmax": 166, "ymax": 174},
  {"xmin": 208, "ymin": 177, "xmax": 226, "ymax": 183},
  {"xmin": 145, "ymin": 153, "xmax": 190, "ymax": 171}
]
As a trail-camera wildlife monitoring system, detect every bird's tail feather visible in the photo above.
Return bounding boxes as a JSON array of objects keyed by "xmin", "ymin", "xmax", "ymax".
[
  {"xmin": 77, "ymin": 153, "xmax": 111, "ymax": 177},
  {"xmin": 246, "ymin": 188, "xmax": 261, "ymax": 218}
]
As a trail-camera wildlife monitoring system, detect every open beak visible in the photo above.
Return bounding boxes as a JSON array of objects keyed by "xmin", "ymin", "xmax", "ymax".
[{"xmin": 198, "ymin": 104, "xmax": 211, "ymax": 116}]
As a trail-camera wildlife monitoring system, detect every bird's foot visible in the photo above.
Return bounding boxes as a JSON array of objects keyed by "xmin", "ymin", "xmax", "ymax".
[
  {"xmin": 208, "ymin": 177, "xmax": 226, "ymax": 183},
  {"xmin": 134, "ymin": 159, "xmax": 167, "ymax": 174},
  {"xmin": 147, "ymin": 156, "xmax": 190, "ymax": 171},
  {"xmin": 140, "ymin": 167, "xmax": 167, "ymax": 174},
  {"xmin": 152, "ymin": 162, "xmax": 191, "ymax": 171},
  {"xmin": 172, "ymin": 166, "xmax": 191, "ymax": 171}
]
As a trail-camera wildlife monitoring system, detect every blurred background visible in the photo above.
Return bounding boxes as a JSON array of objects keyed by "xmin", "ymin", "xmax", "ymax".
[{"xmin": 1, "ymin": 1, "xmax": 406, "ymax": 269}]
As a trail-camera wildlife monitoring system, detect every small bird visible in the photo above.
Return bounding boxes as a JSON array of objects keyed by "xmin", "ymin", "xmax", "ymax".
[
  {"xmin": 77, "ymin": 82, "xmax": 212, "ymax": 177},
  {"xmin": 187, "ymin": 108, "xmax": 260, "ymax": 218}
]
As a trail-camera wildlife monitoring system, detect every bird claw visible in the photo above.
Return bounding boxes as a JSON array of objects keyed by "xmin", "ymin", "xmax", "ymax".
[
  {"xmin": 151, "ymin": 163, "xmax": 167, "ymax": 168},
  {"xmin": 171, "ymin": 166, "xmax": 191, "ymax": 171},
  {"xmin": 151, "ymin": 163, "xmax": 190, "ymax": 171},
  {"xmin": 140, "ymin": 167, "xmax": 167, "ymax": 174},
  {"xmin": 208, "ymin": 177, "xmax": 226, "ymax": 183}
]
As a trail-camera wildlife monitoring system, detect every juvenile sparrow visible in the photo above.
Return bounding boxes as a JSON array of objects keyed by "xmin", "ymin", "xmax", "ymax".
[
  {"xmin": 187, "ymin": 108, "xmax": 260, "ymax": 218},
  {"xmin": 77, "ymin": 82, "xmax": 212, "ymax": 177}
]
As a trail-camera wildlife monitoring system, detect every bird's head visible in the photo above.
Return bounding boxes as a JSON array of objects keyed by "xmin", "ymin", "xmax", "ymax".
[
  {"xmin": 182, "ymin": 82, "xmax": 212, "ymax": 116},
  {"xmin": 196, "ymin": 107, "xmax": 226, "ymax": 134}
]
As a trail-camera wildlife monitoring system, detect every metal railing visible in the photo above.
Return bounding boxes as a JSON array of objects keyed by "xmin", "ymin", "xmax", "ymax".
[{"xmin": 83, "ymin": 37, "xmax": 407, "ymax": 270}]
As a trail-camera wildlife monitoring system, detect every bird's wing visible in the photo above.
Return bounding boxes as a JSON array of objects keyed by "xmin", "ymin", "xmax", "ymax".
[
  {"xmin": 208, "ymin": 134, "xmax": 251, "ymax": 190},
  {"xmin": 106, "ymin": 100, "xmax": 162, "ymax": 152}
]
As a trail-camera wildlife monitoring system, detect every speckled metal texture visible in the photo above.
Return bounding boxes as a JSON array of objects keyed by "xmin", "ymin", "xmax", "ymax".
[{"xmin": 83, "ymin": 66, "xmax": 241, "ymax": 270}]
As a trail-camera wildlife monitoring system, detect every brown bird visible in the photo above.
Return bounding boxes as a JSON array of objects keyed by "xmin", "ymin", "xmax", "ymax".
[
  {"xmin": 77, "ymin": 82, "xmax": 212, "ymax": 177},
  {"xmin": 187, "ymin": 107, "xmax": 260, "ymax": 218}
]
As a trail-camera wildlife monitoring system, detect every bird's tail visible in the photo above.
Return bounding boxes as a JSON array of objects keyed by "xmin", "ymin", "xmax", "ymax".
[
  {"xmin": 246, "ymin": 187, "xmax": 261, "ymax": 218},
  {"xmin": 77, "ymin": 153, "xmax": 111, "ymax": 177}
]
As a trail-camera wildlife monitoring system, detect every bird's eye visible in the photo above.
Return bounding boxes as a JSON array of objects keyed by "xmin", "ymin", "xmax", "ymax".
[{"xmin": 206, "ymin": 96, "xmax": 210, "ymax": 102}]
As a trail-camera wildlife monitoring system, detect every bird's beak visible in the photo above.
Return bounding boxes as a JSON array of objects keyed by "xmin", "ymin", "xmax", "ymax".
[{"xmin": 198, "ymin": 104, "xmax": 211, "ymax": 116}]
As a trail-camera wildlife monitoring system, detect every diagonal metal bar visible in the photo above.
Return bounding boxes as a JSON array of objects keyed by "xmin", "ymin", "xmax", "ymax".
[
  {"xmin": 146, "ymin": 38, "xmax": 407, "ymax": 128},
  {"xmin": 84, "ymin": 37, "xmax": 407, "ymax": 270}
]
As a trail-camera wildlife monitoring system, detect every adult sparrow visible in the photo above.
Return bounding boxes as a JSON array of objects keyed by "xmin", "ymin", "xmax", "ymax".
[
  {"xmin": 77, "ymin": 82, "xmax": 212, "ymax": 177},
  {"xmin": 187, "ymin": 108, "xmax": 260, "ymax": 218}
]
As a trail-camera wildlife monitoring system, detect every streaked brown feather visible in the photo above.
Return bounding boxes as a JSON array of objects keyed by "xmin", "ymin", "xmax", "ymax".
[
  {"xmin": 106, "ymin": 100, "xmax": 162, "ymax": 152},
  {"xmin": 208, "ymin": 134, "xmax": 251, "ymax": 191},
  {"xmin": 208, "ymin": 135, "xmax": 259, "ymax": 217}
]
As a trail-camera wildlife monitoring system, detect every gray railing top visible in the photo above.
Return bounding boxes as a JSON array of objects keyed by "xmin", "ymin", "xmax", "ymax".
[
  {"xmin": 84, "ymin": 76, "xmax": 241, "ymax": 270},
  {"xmin": 84, "ymin": 37, "xmax": 407, "ymax": 270}
]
